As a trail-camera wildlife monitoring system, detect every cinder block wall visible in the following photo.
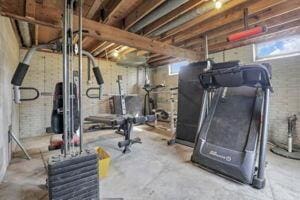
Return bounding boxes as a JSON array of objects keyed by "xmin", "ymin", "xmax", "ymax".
[
  {"xmin": 0, "ymin": 16, "xmax": 20, "ymax": 182},
  {"xmin": 152, "ymin": 45, "xmax": 300, "ymax": 146},
  {"xmin": 19, "ymin": 50, "xmax": 144, "ymax": 138}
]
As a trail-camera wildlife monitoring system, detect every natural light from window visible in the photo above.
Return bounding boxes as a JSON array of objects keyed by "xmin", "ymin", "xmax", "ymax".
[
  {"xmin": 254, "ymin": 35, "xmax": 300, "ymax": 61},
  {"xmin": 169, "ymin": 60, "xmax": 189, "ymax": 75}
]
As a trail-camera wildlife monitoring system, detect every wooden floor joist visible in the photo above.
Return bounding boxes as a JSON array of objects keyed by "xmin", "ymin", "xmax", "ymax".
[{"xmin": 0, "ymin": 1, "xmax": 201, "ymax": 61}]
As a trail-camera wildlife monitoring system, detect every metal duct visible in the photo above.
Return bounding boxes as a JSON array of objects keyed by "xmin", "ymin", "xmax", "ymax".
[
  {"xmin": 150, "ymin": 0, "xmax": 230, "ymax": 37},
  {"xmin": 17, "ymin": 21, "xmax": 32, "ymax": 47},
  {"xmin": 129, "ymin": 0, "xmax": 189, "ymax": 33},
  {"xmin": 116, "ymin": 51, "xmax": 149, "ymax": 67}
]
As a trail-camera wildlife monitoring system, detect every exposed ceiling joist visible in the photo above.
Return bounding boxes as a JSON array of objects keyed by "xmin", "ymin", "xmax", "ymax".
[
  {"xmin": 142, "ymin": 0, "xmax": 205, "ymax": 36},
  {"xmin": 85, "ymin": 0, "xmax": 103, "ymax": 19},
  {"xmin": 165, "ymin": 0, "xmax": 290, "ymax": 45},
  {"xmin": 210, "ymin": 21, "xmax": 300, "ymax": 52},
  {"xmin": 160, "ymin": 0, "xmax": 250, "ymax": 40},
  {"xmin": 104, "ymin": 0, "xmax": 142, "ymax": 26},
  {"xmin": 124, "ymin": 0, "xmax": 165, "ymax": 31},
  {"xmin": 25, "ymin": 0, "xmax": 36, "ymax": 19},
  {"xmin": 0, "ymin": 1, "xmax": 201, "ymax": 61}
]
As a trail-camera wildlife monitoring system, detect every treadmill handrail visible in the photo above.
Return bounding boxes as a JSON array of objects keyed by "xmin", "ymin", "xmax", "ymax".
[{"xmin": 199, "ymin": 64, "xmax": 272, "ymax": 92}]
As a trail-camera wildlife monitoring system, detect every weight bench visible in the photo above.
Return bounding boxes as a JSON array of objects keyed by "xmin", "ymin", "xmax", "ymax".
[{"xmin": 85, "ymin": 114, "xmax": 155, "ymax": 153}]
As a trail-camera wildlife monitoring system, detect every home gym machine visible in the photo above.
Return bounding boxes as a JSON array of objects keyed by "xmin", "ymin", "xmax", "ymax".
[
  {"xmin": 143, "ymin": 83, "xmax": 169, "ymax": 120},
  {"xmin": 11, "ymin": 1, "xmax": 100, "ymax": 199},
  {"xmin": 191, "ymin": 62, "xmax": 272, "ymax": 189},
  {"xmin": 85, "ymin": 74, "xmax": 156, "ymax": 153}
]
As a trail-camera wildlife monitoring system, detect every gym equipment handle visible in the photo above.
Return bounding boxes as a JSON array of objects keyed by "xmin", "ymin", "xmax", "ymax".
[
  {"xmin": 11, "ymin": 63, "xmax": 29, "ymax": 86},
  {"xmin": 93, "ymin": 67, "xmax": 104, "ymax": 85},
  {"xmin": 86, "ymin": 87, "xmax": 102, "ymax": 99},
  {"xmin": 19, "ymin": 87, "xmax": 40, "ymax": 101}
]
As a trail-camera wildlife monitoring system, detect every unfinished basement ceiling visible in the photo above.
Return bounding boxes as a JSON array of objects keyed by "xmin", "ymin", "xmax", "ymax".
[{"xmin": 2, "ymin": 0, "xmax": 300, "ymax": 67}]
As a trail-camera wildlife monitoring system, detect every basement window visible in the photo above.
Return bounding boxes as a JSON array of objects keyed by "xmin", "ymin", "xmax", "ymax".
[
  {"xmin": 169, "ymin": 61, "xmax": 189, "ymax": 75},
  {"xmin": 254, "ymin": 35, "xmax": 300, "ymax": 61}
]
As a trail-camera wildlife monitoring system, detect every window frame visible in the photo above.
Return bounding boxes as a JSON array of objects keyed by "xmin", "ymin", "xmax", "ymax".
[
  {"xmin": 254, "ymin": 35, "xmax": 300, "ymax": 62},
  {"xmin": 168, "ymin": 61, "xmax": 189, "ymax": 76}
]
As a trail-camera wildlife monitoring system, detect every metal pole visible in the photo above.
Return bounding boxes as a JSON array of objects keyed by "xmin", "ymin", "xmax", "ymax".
[
  {"xmin": 204, "ymin": 34, "xmax": 209, "ymax": 60},
  {"xmin": 257, "ymin": 88, "xmax": 270, "ymax": 179},
  {"xmin": 62, "ymin": 0, "xmax": 68, "ymax": 156},
  {"xmin": 78, "ymin": 0, "xmax": 83, "ymax": 153}
]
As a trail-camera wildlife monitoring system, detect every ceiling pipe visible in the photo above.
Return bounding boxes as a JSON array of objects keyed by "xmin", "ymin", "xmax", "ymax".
[
  {"xmin": 149, "ymin": 0, "xmax": 230, "ymax": 37},
  {"xmin": 17, "ymin": 21, "xmax": 32, "ymax": 47},
  {"xmin": 129, "ymin": 0, "xmax": 190, "ymax": 33}
]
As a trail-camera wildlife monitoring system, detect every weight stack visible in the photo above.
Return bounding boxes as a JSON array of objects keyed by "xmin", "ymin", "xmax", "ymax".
[{"xmin": 48, "ymin": 151, "xmax": 99, "ymax": 200}]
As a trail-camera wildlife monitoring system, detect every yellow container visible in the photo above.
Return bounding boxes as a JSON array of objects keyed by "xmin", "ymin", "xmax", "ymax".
[{"xmin": 96, "ymin": 147, "xmax": 111, "ymax": 178}]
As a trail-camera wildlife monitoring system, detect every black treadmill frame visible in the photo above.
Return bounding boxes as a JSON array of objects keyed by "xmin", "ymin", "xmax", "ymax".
[{"xmin": 192, "ymin": 63, "xmax": 272, "ymax": 189}]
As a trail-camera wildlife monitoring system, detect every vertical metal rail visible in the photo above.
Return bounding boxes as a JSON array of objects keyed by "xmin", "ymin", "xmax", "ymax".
[
  {"xmin": 257, "ymin": 88, "xmax": 270, "ymax": 181},
  {"xmin": 204, "ymin": 34, "xmax": 209, "ymax": 60},
  {"xmin": 69, "ymin": 0, "xmax": 74, "ymax": 154},
  {"xmin": 117, "ymin": 75, "xmax": 126, "ymax": 115},
  {"xmin": 78, "ymin": 0, "xmax": 83, "ymax": 153},
  {"xmin": 62, "ymin": 0, "xmax": 68, "ymax": 157}
]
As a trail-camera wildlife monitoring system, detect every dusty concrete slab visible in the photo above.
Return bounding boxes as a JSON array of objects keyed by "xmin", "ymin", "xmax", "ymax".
[{"xmin": 0, "ymin": 126, "xmax": 299, "ymax": 200}]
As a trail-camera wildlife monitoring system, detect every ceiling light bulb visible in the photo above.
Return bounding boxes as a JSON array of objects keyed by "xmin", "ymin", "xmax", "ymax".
[
  {"xmin": 215, "ymin": 1, "xmax": 222, "ymax": 9},
  {"xmin": 112, "ymin": 51, "xmax": 119, "ymax": 57}
]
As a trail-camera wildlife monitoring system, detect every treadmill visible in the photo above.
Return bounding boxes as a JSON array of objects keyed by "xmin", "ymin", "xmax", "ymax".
[{"xmin": 191, "ymin": 62, "xmax": 272, "ymax": 189}]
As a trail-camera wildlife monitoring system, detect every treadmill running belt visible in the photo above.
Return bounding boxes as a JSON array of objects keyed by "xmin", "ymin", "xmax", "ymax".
[{"xmin": 206, "ymin": 87, "xmax": 256, "ymax": 152}]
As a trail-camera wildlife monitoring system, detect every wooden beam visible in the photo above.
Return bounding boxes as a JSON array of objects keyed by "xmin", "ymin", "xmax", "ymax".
[
  {"xmin": 208, "ymin": 8, "xmax": 300, "ymax": 47},
  {"xmin": 98, "ymin": 44, "xmax": 119, "ymax": 57},
  {"xmin": 150, "ymin": 57, "xmax": 182, "ymax": 67},
  {"xmin": 94, "ymin": 42, "xmax": 116, "ymax": 56},
  {"xmin": 1, "ymin": 2, "xmax": 200, "ymax": 61},
  {"xmin": 180, "ymin": 1, "xmax": 300, "ymax": 49},
  {"xmin": 104, "ymin": 0, "xmax": 142, "ymax": 26},
  {"xmin": 124, "ymin": 0, "xmax": 165, "ymax": 30},
  {"xmin": 81, "ymin": 19, "xmax": 200, "ymax": 60},
  {"xmin": 160, "ymin": 0, "xmax": 249, "ymax": 40},
  {"xmin": 34, "ymin": 24, "xmax": 39, "ymax": 45},
  {"xmin": 167, "ymin": 0, "xmax": 289, "ymax": 45},
  {"xmin": 148, "ymin": 55, "xmax": 170, "ymax": 64},
  {"xmin": 209, "ymin": 20, "xmax": 300, "ymax": 53},
  {"xmin": 9, "ymin": 19, "xmax": 22, "ymax": 47},
  {"xmin": 90, "ymin": 0, "xmax": 142, "ymax": 55},
  {"xmin": 89, "ymin": 41, "xmax": 108, "ymax": 53},
  {"xmin": 86, "ymin": 0, "xmax": 103, "ymax": 19},
  {"xmin": 25, "ymin": 0, "xmax": 36, "ymax": 19},
  {"xmin": 142, "ymin": 0, "xmax": 205, "ymax": 36}
]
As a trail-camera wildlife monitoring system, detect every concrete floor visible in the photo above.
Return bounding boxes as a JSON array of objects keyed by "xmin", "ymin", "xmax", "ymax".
[{"xmin": 0, "ymin": 126, "xmax": 300, "ymax": 200}]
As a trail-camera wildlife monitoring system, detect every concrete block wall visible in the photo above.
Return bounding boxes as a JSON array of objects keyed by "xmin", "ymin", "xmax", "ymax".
[
  {"xmin": 19, "ymin": 50, "xmax": 143, "ymax": 138},
  {"xmin": 0, "ymin": 16, "xmax": 20, "ymax": 182},
  {"xmin": 152, "ymin": 44, "xmax": 300, "ymax": 146}
]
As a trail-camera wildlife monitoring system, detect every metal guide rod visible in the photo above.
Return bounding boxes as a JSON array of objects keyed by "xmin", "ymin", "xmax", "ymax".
[
  {"xmin": 117, "ymin": 75, "xmax": 127, "ymax": 115},
  {"xmin": 69, "ymin": 0, "xmax": 74, "ymax": 154},
  {"xmin": 78, "ymin": 0, "xmax": 83, "ymax": 153},
  {"xmin": 204, "ymin": 34, "xmax": 209, "ymax": 60},
  {"xmin": 63, "ymin": 0, "xmax": 68, "ymax": 157}
]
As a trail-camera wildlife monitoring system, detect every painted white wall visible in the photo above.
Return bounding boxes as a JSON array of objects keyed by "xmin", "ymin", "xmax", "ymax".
[{"xmin": 0, "ymin": 16, "xmax": 20, "ymax": 182}]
